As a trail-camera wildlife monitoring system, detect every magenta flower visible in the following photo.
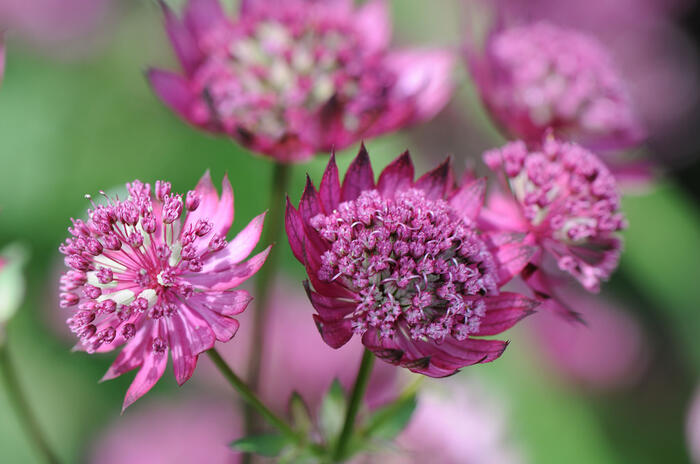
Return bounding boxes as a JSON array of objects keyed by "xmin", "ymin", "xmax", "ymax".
[
  {"xmin": 286, "ymin": 146, "xmax": 538, "ymax": 377},
  {"xmin": 530, "ymin": 286, "xmax": 648, "ymax": 391},
  {"xmin": 90, "ymin": 398, "xmax": 242, "ymax": 464},
  {"xmin": 480, "ymin": 136, "xmax": 626, "ymax": 317},
  {"xmin": 467, "ymin": 21, "xmax": 644, "ymax": 151},
  {"xmin": 58, "ymin": 172, "xmax": 269, "ymax": 409},
  {"xmin": 0, "ymin": 34, "xmax": 5, "ymax": 86},
  {"xmin": 148, "ymin": 0, "xmax": 454, "ymax": 162}
]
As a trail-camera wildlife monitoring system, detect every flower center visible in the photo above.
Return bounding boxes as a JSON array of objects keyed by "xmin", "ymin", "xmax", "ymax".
[
  {"xmin": 311, "ymin": 189, "xmax": 498, "ymax": 342},
  {"xmin": 197, "ymin": 14, "xmax": 394, "ymax": 139}
]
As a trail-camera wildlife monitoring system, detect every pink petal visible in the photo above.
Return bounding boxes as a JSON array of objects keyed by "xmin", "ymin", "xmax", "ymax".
[
  {"xmin": 341, "ymin": 144, "xmax": 375, "ymax": 202},
  {"xmin": 354, "ymin": 0, "xmax": 391, "ymax": 54},
  {"xmin": 165, "ymin": 308, "xmax": 215, "ymax": 385},
  {"xmin": 387, "ymin": 49, "xmax": 455, "ymax": 122},
  {"xmin": 184, "ymin": 171, "xmax": 235, "ymax": 254},
  {"xmin": 313, "ymin": 314, "xmax": 353, "ymax": 349},
  {"xmin": 303, "ymin": 281, "xmax": 355, "ymax": 322},
  {"xmin": 377, "ymin": 150, "xmax": 415, "ymax": 198},
  {"xmin": 285, "ymin": 198, "xmax": 306, "ymax": 263},
  {"xmin": 493, "ymin": 242, "xmax": 537, "ymax": 285},
  {"xmin": 186, "ymin": 295, "xmax": 242, "ymax": 341},
  {"xmin": 522, "ymin": 266, "xmax": 585, "ymax": 324},
  {"xmin": 205, "ymin": 212, "xmax": 265, "ymax": 267},
  {"xmin": 475, "ymin": 293, "xmax": 538, "ymax": 336},
  {"xmin": 185, "ymin": 246, "xmax": 270, "ymax": 291},
  {"xmin": 0, "ymin": 34, "xmax": 6, "ymax": 85},
  {"xmin": 299, "ymin": 175, "xmax": 322, "ymax": 225},
  {"xmin": 414, "ymin": 158, "xmax": 452, "ymax": 200},
  {"xmin": 184, "ymin": 0, "xmax": 228, "ymax": 41},
  {"xmin": 449, "ymin": 178, "xmax": 486, "ymax": 222},
  {"xmin": 190, "ymin": 290, "xmax": 253, "ymax": 316},
  {"xmin": 101, "ymin": 326, "xmax": 150, "ymax": 382},
  {"xmin": 122, "ymin": 323, "xmax": 169, "ymax": 411},
  {"xmin": 159, "ymin": 0, "xmax": 201, "ymax": 74},
  {"xmin": 147, "ymin": 69, "xmax": 196, "ymax": 121},
  {"xmin": 319, "ymin": 153, "xmax": 341, "ymax": 213}
]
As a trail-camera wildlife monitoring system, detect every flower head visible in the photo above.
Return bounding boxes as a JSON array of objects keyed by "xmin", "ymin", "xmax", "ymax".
[
  {"xmin": 286, "ymin": 146, "xmax": 537, "ymax": 377},
  {"xmin": 482, "ymin": 136, "xmax": 626, "ymax": 294},
  {"xmin": 467, "ymin": 21, "xmax": 643, "ymax": 150},
  {"xmin": 148, "ymin": 0, "xmax": 454, "ymax": 162},
  {"xmin": 58, "ymin": 172, "xmax": 269, "ymax": 409},
  {"xmin": 0, "ymin": 34, "xmax": 5, "ymax": 87}
]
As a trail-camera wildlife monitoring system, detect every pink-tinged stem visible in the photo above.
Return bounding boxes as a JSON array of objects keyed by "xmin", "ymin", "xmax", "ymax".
[
  {"xmin": 245, "ymin": 162, "xmax": 291, "ymax": 430},
  {"xmin": 0, "ymin": 339, "xmax": 62, "ymax": 464},
  {"xmin": 333, "ymin": 349, "xmax": 375, "ymax": 462}
]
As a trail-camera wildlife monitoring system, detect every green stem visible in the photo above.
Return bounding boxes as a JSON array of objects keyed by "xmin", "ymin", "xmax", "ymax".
[
  {"xmin": 0, "ymin": 340, "xmax": 61, "ymax": 464},
  {"xmin": 208, "ymin": 348, "xmax": 298, "ymax": 441},
  {"xmin": 332, "ymin": 349, "xmax": 375, "ymax": 462},
  {"xmin": 244, "ymin": 161, "xmax": 291, "ymax": 436}
]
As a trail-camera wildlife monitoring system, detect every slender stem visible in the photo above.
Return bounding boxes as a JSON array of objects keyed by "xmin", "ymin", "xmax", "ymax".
[
  {"xmin": 0, "ymin": 340, "xmax": 61, "ymax": 464},
  {"xmin": 332, "ymin": 349, "xmax": 375, "ymax": 462},
  {"xmin": 208, "ymin": 348, "xmax": 298, "ymax": 441},
  {"xmin": 245, "ymin": 161, "xmax": 291, "ymax": 434}
]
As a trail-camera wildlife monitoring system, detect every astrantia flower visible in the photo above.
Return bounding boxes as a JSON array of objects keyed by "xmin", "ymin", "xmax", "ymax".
[
  {"xmin": 58, "ymin": 172, "xmax": 269, "ymax": 409},
  {"xmin": 480, "ymin": 136, "xmax": 626, "ymax": 316},
  {"xmin": 467, "ymin": 21, "xmax": 644, "ymax": 151},
  {"xmin": 0, "ymin": 34, "xmax": 5, "ymax": 87},
  {"xmin": 148, "ymin": 0, "xmax": 454, "ymax": 162},
  {"xmin": 286, "ymin": 146, "xmax": 537, "ymax": 377}
]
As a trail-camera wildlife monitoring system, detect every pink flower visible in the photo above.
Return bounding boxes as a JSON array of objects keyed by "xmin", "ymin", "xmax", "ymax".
[
  {"xmin": 687, "ymin": 387, "xmax": 700, "ymax": 463},
  {"xmin": 58, "ymin": 172, "xmax": 269, "ymax": 410},
  {"xmin": 89, "ymin": 398, "xmax": 242, "ymax": 464},
  {"xmin": 481, "ymin": 136, "xmax": 626, "ymax": 319},
  {"xmin": 200, "ymin": 279, "xmax": 399, "ymax": 412},
  {"xmin": 148, "ymin": 0, "xmax": 454, "ymax": 162},
  {"xmin": 351, "ymin": 381, "xmax": 526, "ymax": 464},
  {"xmin": 0, "ymin": 34, "xmax": 5, "ymax": 86},
  {"xmin": 286, "ymin": 146, "xmax": 538, "ymax": 377},
  {"xmin": 529, "ymin": 286, "xmax": 648, "ymax": 390},
  {"xmin": 467, "ymin": 20, "xmax": 644, "ymax": 152}
]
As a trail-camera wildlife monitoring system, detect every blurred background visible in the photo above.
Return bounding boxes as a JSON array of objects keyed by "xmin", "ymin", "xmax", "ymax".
[{"xmin": 1, "ymin": 0, "xmax": 700, "ymax": 462}]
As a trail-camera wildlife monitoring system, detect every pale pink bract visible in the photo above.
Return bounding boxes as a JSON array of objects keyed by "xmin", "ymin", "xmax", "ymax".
[
  {"xmin": 286, "ymin": 146, "xmax": 538, "ymax": 377},
  {"xmin": 148, "ymin": 0, "xmax": 454, "ymax": 162},
  {"xmin": 58, "ymin": 172, "xmax": 269, "ymax": 409},
  {"xmin": 481, "ymin": 136, "xmax": 626, "ymax": 319}
]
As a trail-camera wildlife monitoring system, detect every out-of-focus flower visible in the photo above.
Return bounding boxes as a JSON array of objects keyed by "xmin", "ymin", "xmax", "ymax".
[
  {"xmin": 467, "ymin": 20, "xmax": 643, "ymax": 152},
  {"xmin": 687, "ymin": 387, "xmax": 700, "ymax": 464},
  {"xmin": 0, "ymin": 243, "xmax": 28, "ymax": 328},
  {"xmin": 0, "ymin": 0, "xmax": 115, "ymax": 57},
  {"xmin": 148, "ymin": 0, "xmax": 454, "ymax": 162},
  {"xmin": 286, "ymin": 146, "xmax": 537, "ymax": 377},
  {"xmin": 58, "ymin": 172, "xmax": 269, "ymax": 409},
  {"xmin": 355, "ymin": 380, "xmax": 526, "ymax": 464},
  {"xmin": 89, "ymin": 398, "xmax": 241, "ymax": 464},
  {"xmin": 481, "ymin": 136, "xmax": 626, "ymax": 318},
  {"xmin": 530, "ymin": 286, "xmax": 648, "ymax": 390},
  {"xmin": 0, "ymin": 34, "xmax": 5, "ymax": 87},
  {"xmin": 203, "ymin": 279, "xmax": 399, "ymax": 412}
]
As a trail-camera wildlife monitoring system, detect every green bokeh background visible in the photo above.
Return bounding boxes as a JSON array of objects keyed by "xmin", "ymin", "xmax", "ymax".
[{"xmin": 1, "ymin": 1, "xmax": 698, "ymax": 462}]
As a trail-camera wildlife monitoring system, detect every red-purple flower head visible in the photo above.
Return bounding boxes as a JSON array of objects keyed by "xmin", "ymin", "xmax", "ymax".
[
  {"xmin": 148, "ymin": 0, "xmax": 454, "ymax": 162},
  {"xmin": 468, "ymin": 21, "xmax": 644, "ymax": 150},
  {"xmin": 59, "ymin": 172, "xmax": 269, "ymax": 409},
  {"xmin": 286, "ymin": 146, "xmax": 538, "ymax": 377},
  {"xmin": 482, "ymin": 136, "xmax": 626, "ymax": 298}
]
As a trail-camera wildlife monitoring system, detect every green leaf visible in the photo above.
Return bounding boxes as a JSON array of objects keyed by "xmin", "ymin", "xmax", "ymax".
[
  {"xmin": 363, "ymin": 394, "xmax": 418, "ymax": 441},
  {"xmin": 0, "ymin": 243, "xmax": 29, "ymax": 325},
  {"xmin": 318, "ymin": 379, "xmax": 347, "ymax": 444},
  {"xmin": 230, "ymin": 433, "xmax": 289, "ymax": 457},
  {"xmin": 288, "ymin": 391, "xmax": 313, "ymax": 435}
]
